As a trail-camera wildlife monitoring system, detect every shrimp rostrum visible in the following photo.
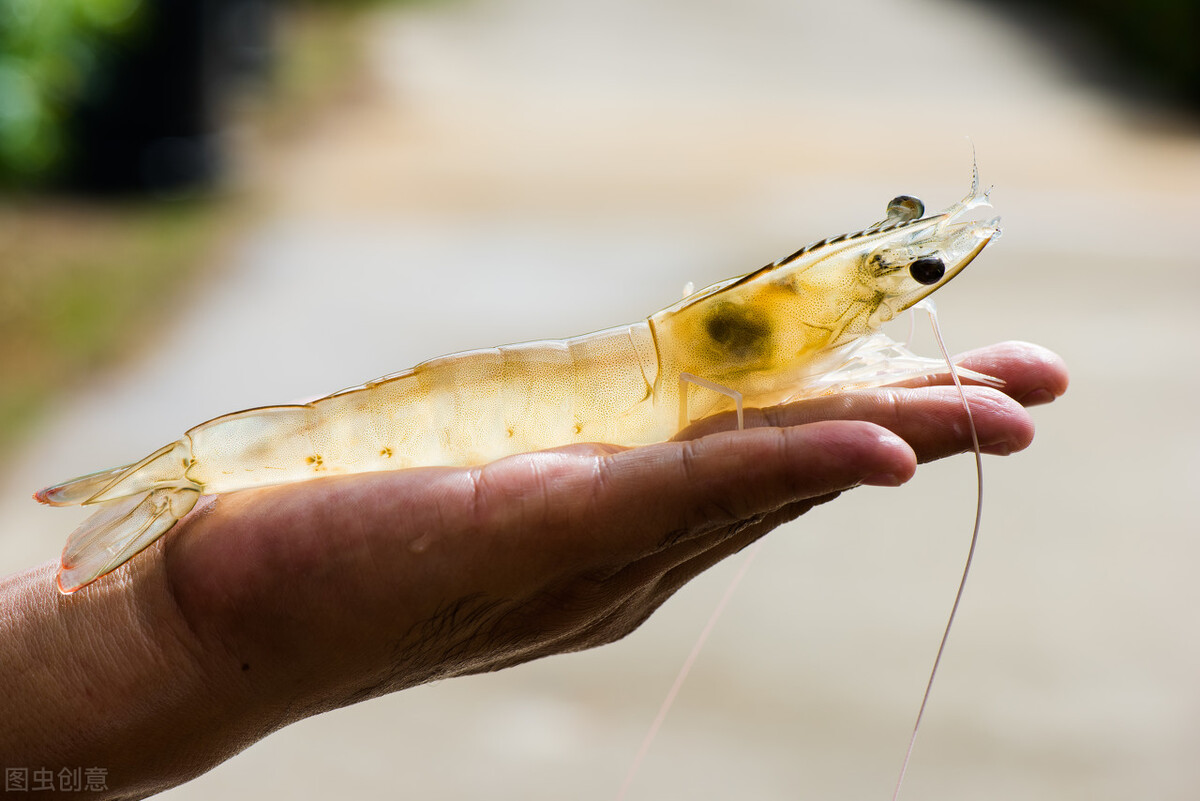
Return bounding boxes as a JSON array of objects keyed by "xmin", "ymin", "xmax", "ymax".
[{"xmin": 37, "ymin": 169, "xmax": 1000, "ymax": 593}]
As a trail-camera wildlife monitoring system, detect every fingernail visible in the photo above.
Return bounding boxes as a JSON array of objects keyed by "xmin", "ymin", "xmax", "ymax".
[
  {"xmin": 862, "ymin": 472, "xmax": 905, "ymax": 487},
  {"xmin": 1018, "ymin": 388, "xmax": 1055, "ymax": 406}
]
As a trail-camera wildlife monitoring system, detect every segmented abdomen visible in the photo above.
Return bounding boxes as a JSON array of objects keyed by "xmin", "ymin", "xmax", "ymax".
[{"xmin": 186, "ymin": 323, "xmax": 662, "ymax": 493}]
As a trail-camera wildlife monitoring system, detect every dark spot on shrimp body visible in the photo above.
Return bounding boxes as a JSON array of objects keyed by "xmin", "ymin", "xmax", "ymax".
[{"xmin": 704, "ymin": 302, "xmax": 772, "ymax": 360}]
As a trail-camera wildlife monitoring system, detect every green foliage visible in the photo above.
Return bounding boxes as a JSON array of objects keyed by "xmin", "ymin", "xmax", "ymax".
[{"xmin": 0, "ymin": 0, "xmax": 146, "ymax": 183}]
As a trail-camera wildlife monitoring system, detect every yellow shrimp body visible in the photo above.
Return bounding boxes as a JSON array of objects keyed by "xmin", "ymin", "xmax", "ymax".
[
  {"xmin": 189, "ymin": 321, "xmax": 663, "ymax": 488},
  {"xmin": 37, "ymin": 172, "xmax": 999, "ymax": 593}
]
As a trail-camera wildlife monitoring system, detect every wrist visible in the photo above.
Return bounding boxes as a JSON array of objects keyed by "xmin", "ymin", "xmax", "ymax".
[{"xmin": 0, "ymin": 559, "xmax": 264, "ymax": 798}]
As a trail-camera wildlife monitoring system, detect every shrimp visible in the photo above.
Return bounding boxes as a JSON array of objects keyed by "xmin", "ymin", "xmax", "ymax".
[{"xmin": 36, "ymin": 167, "xmax": 1000, "ymax": 594}]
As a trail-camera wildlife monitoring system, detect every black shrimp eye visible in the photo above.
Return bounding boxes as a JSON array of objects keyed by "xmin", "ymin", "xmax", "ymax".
[{"xmin": 909, "ymin": 255, "xmax": 945, "ymax": 285}]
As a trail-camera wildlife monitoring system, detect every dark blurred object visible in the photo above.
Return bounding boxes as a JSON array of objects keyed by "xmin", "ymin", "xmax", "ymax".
[
  {"xmin": 63, "ymin": 0, "xmax": 276, "ymax": 194},
  {"xmin": 0, "ymin": 0, "xmax": 276, "ymax": 194},
  {"xmin": 972, "ymin": 0, "xmax": 1199, "ymax": 110}
]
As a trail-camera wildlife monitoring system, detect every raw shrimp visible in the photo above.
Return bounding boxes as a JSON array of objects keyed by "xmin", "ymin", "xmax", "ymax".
[{"xmin": 36, "ymin": 168, "xmax": 999, "ymax": 594}]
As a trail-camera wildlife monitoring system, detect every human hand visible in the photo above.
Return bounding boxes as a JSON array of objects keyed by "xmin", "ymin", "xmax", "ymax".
[{"xmin": 0, "ymin": 340, "xmax": 1066, "ymax": 798}]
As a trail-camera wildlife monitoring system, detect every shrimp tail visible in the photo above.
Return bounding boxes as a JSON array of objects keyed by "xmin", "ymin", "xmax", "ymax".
[
  {"xmin": 34, "ymin": 439, "xmax": 202, "ymax": 593},
  {"xmin": 57, "ymin": 487, "xmax": 201, "ymax": 593},
  {"xmin": 33, "ymin": 463, "xmax": 135, "ymax": 506},
  {"xmin": 35, "ymin": 440, "xmax": 196, "ymax": 506}
]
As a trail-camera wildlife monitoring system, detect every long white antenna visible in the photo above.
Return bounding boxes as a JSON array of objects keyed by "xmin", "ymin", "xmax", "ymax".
[
  {"xmin": 892, "ymin": 299, "xmax": 984, "ymax": 800},
  {"xmin": 615, "ymin": 539, "xmax": 764, "ymax": 801}
]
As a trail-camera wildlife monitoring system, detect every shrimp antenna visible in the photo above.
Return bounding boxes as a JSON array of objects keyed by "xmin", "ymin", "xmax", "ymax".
[
  {"xmin": 891, "ymin": 299, "xmax": 984, "ymax": 801},
  {"xmin": 615, "ymin": 540, "xmax": 765, "ymax": 801},
  {"xmin": 964, "ymin": 139, "xmax": 993, "ymax": 207}
]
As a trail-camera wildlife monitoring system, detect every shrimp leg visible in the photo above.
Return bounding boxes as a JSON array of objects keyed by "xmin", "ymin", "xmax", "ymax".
[{"xmin": 678, "ymin": 373, "xmax": 745, "ymax": 432}]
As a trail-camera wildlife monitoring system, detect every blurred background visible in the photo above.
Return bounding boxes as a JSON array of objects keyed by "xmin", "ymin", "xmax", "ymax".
[{"xmin": 2, "ymin": 0, "xmax": 1198, "ymax": 799}]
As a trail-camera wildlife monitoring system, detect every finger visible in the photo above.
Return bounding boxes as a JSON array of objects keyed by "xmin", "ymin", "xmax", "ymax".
[
  {"xmin": 774, "ymin": 385, "xmax": 1033, "ymax": 460},
  {"xmin": 678, "ymin": 379, "xmax": 1036, "ymax": 460},
  {"xmin": 535, "ymin": 494, "xmax": 845, "ymax": 654},
  {"xmin": 891, "ymin": 340, "xmax": 1069, "ymax": 405},
  {"xmin": 585, "ymin": 420, "xmax": 915, "ymax": 561},
  {"xmin": 607, "ymin": 491, "xmax": 841, "ymax": 606},
  {"xmin": 651, "ymin": 496, "xmax": 826, "ymax": 601}
]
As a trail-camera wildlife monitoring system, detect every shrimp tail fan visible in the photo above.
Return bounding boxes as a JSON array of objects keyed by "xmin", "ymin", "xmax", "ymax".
[
  {"xmin": 56, "ymin": 487, "xmax": 201, "ymax": 593},
  {"xmin": 34, "ymin": 439, "xmax": 202, "ymax": 593},
  {"xmin": 33, "ymin": 463, "xmax": 136, "ymax": 506}
]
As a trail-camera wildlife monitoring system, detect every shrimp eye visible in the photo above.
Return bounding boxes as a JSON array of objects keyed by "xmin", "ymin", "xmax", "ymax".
[
  {"xmin": 909, "ymin": 256, "xmax": 945, "ymax": 285},
  {"xmin": 886, "ymin": 195, "xmax": 924, "ymax": 222}
]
